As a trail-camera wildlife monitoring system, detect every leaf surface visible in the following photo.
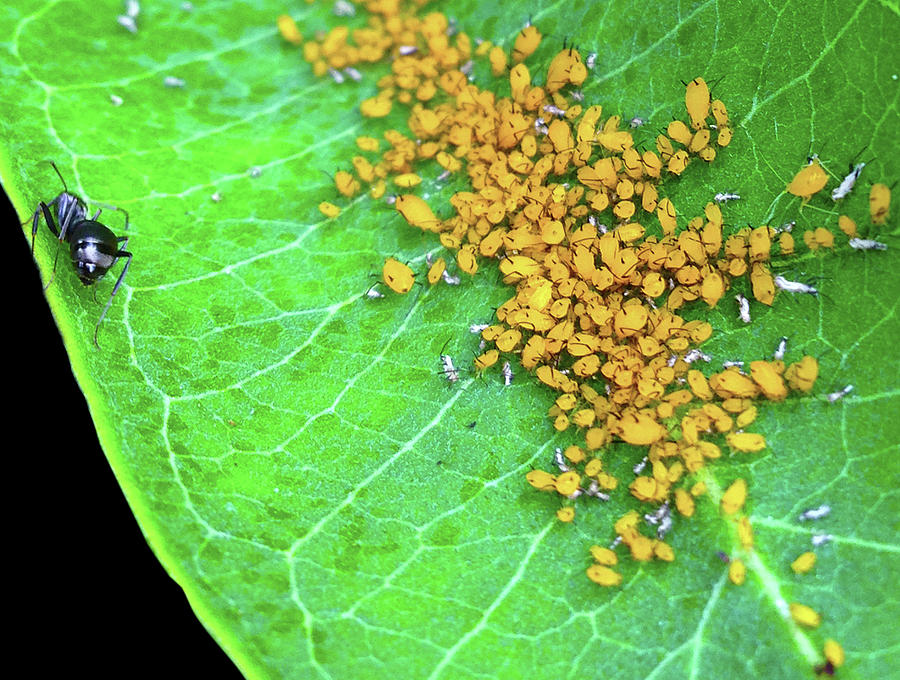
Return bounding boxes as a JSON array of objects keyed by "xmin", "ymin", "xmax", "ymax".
[{"xmin": 2, "ymin": 1, "xmax": 898, "ymax": 678}]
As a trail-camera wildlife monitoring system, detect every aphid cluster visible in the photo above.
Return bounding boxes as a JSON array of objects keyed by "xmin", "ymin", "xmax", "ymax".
[{"xmin": 287, "ymin": 8, "xmax": 881, "ymax": 665}]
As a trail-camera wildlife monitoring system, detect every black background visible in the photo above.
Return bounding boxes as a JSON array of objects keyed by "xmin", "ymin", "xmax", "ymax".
[{"xmin": 5, "ymin": 183, "xmax": 244, "ymax": 678}]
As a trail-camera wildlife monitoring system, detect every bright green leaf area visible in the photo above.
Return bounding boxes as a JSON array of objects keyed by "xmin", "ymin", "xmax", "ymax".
[{"xmin": 3, "ymin": 0, "xmax": 899, "ymax": 677}]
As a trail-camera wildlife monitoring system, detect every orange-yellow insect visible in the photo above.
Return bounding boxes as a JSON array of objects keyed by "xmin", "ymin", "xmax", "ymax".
[
  {"xmin": 512, "ymin": 24, "xmax": 542, "ymax": 63},
  {"xmin": 382, "ymin": 257, "xmax": 415, "ymax": 294},
  {"xmin": 685, "ymin": 77, "xmax": 710, "ymax": 129},
  {"xmin": 869, "ymin": 182, "xmax": 891, "ymax": 224},
  {"xmin": 786, "ymin": 158, "xmax": 828, "ymax": 201},
  {"xmin": 276, "ymin": 15, "xmax": 303, "ymax": 45}
]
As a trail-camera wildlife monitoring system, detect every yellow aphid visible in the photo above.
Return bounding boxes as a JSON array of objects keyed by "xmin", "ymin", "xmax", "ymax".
[
  {"xmin": 396, "ymin": 194, "xmax": 440, "ymax": 231},
  {"xmin": 393, "ymin": 173, "xmax": 422, "ymax": 188},
  {"xmin": 689, "ymin": 129, "xmax": 711, "ymax": 153},
  {"xmin": 318, "ymin": 201, "xmax": 340, "ymax": 218},
  {"xmin": 509, "ymin": 63, "xmax": 531, "ymax": 102},
  {"xmin": 786, "ymin": 158, "xmax": 828, "ymax": 200},
  {"xmin": 474, "ymin": 349, "xmax": 499, "ymax": 372},
  {"xmin": 629, "ymin": 535, "xmax": 655, "ymax": 561},
  {"xmin": 838, "ymin": 215, "xmax": 858, "ymax": 237},
  {"xmin": 691, "ymin": 481, "xmax": 707, "ymax": 497},
  {"xmin": 789, "ymin": 602, "xmax": 821, "ymax": 628},
  {"xmin": 869, "ymin": 182, "xmax": 891, "ymax": 224},
  {"xmin": 750, "ymin": 262, "xmax": 775, "ymax": 305},
  {"xmin": 737, "ymin": 517, "xmax": 753, "ymax": 549},
  {"xmin": 657, "ymin": 197, "xmax": 677, "ymax": 234},
  {"xmin": 545, "ymin": 47, "xmax": 586, "ymax": 93},
  {"xmin": 716, "ymin": 126, "xmax": 733, "ymax": 147},
  {"xmin": 675, "ymin": 488, "xmax": 695, "ymax": 517},
  {"xmin": 356, "ymin": 136, "xmax": 380, "ymax": 152},
  {"xmin": 726, "ymin": 432, "xmax": 766, "ymax": 453},
  {"xmin": 589, "ymin": 545, "xmax": 618, "ymax": 565},
  {"xmin": 382, "ymin": 257, "xmax": 415, "ymax": 294},
  {"xmin": 489, "ymin": 45, "xmax": 508, "ymax": 76},
  {"xmin": 779, "ymin": 232, "xmax": 795, "ymax": 255},
  {"xmin": 335, "ymin": 170, "xmax": 360, "ymax": 197},
  {"xmin": 728, "ymin": 558, "xmax": 746, "ymax": 585},
  {"xmin": 360, "ymin": 94, "xmax": 392, "ymax": 118},
  {"xmin": 667, "ymin": 149, "xmax": 690, "ymax": 175},
  {"xmin": 785, "ymin": 355, "xmax": 819, "ymax": 392},
  {"xmin": 791, "ymin": 551, "xmax": 817, "ymax": 574},
  {"xmin": 276, "ymin": 14, "xmax": 303, "ymax": 45},
  {"xmin": 667, "ymin": 120, "xmax": 693, "ymax": 146},
  {"xmin": 556, "ymin": 506, "xmax": 575, "ymax": 523},
  {"xmin": 586, "ymin": 564, "xmax": 622, "ymax": 586},
  {"xmin": 526, "ymin": 469, "xmax": 557, "ymax": 491},
  {"xmin": 654, "ymin": 541, "xmax": 675, "ymax": 562},
  {"xmin": 457, "ymin": 245, "xmax": 479, "ymax": 275},
  {"xmin": 711, "ymin": 99, "xmax": 729, "ymax": 127},
  {"xmin": 555, "ymin": 470, "xmax": 582, "ymax": 496},
  {"xmin": 750, "ymin": 360, "xmax": 788, "ymax": 401},
  {"xmin": 685, "ymin": 77, "xmax": 711, "ymax": 129},
  {"xmin": 616, "ymin": 410, "xmax": 667, "ymax": 445},
  {"xmin": 721, "ymin": 478, "xmax": 747, "ymax": 515},
  {"xmin": 512, "ymin": 24, "xmax": 542, "ymax": 63},
  {"xmin": 427, "ymin": 257, "xmax": 446, "ymax": 285},
  {"xmin": 824, "ymin": 640, "xmax": 845, "ymax": 668}
]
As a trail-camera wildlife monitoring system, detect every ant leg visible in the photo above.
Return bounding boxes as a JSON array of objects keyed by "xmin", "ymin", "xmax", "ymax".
[
  {"xmin": 93, "ymin": 249, "xmax": 132, "ymax": 349},
  {"xmin": 97, "ymin": 203, "xmax": 130, "ymax": 232},
  {"xmin": 34, "ymin": 202, "xmax": 67, "ymax": 291}
]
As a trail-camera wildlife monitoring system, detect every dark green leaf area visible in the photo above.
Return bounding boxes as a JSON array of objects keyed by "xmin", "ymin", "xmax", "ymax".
[{"xmin": 2, "ymin": 0, "xmax": 898, "ymax": 678}]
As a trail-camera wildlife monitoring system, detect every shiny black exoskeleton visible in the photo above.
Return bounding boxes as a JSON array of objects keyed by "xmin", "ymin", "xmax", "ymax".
[{"xmin": 31, "ymin": 162, "xmax": 132, "ymax": 348}]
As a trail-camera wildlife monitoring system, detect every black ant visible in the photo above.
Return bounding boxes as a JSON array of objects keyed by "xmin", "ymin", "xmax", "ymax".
[{"xmin": 30, "ymin": 162, "xmax": 132, "ymax": 348}]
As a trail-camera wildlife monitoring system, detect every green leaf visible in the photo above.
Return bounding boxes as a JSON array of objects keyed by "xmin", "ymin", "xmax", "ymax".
[{"xmin": 3, "ymin": 0, "xmax": 899, "ymax": 678}]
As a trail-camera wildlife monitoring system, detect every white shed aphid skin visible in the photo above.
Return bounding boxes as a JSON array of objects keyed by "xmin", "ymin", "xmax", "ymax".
[
  {"xmin": 826, "ymin": 384, "xmax": 853, "ymax": 402},
  {"xmin": 441, "ymin": 269, "xmax": 461, "ymax": 285},
  {"xmin": 811, "ymin": 533, "xmax": 834, "ymax": 547},
  {"xmin": 398, "ymin": 45, "xmax": 418, "ymax": 55},
  {"xmin": 571, "ymin": 90, "xmax": 584, "ymax": 102},
  {"xmin": 333, "ymin": 0, "xmax": 356, "ymax": 16},
  {"xmin": 774, "ymin": 220, "xmax": 795, "ymax": 234},
  {"xmin": 534, "ymin": 117, "xmax": 549, "ymax": 135},
  {"xmin": 774, "ymin": 336, "xmax": 788, "ymax": 361},
  {"xmin": 181, "ymin": 1, "xmax": 194, "ymax": 11},
  {"xmin": 440, "ymin": 353, "xmax": 460, "ymax": 383},
  {"xmin": 210, "ymin": 191, "xmax": 222, "ymax": 202},
  {"xmin": 644, "ymin": 502, "xmax": 672, "ymax": 539},
  {"xmin": 584, "ymin": 480, "xmax": 610, "ymax": 501},
  {"xmin": 117, "ymin": 15, "xmax": 137, "ymax": 33},
  {"xmin": 365, "ymin": 284, "xmax": 385, "ymax": 299},
  {"xmin": 164, "ymin": 76, "xmax": 186, "ymax": 88},
  {"xmin": 552, "ymin": 448, "xmax": 570, "ymax": 472},
  {"xmin": 609, "ymin": 535, "xmax": 622, "ymax": 549},
  {"xmin": 633, "ymin": 456, "xmax": 648, "ymax": 475},
  {"xmin": 684, "ymin": 349, "xmax": 712, "ymax": 364},
  {"xmin": 831, "ymin": 162, "xmax": 865, "ymax": 200},
  {"xmin": 343, "ymin": 66, "xmax": 362, "ymax": 82},
  {"xmin": 460, "ymin": 60, "xmax": 474, "ymax": 76},
  {"xmin": 735, "ymin": 294, "xmax": 751, "ymax": 323},
  {"xmin": 248, "ymin": 166, "xmax": 262, "ymax": 178},
  {"xmin": 502, "ymin": 361, "xmax": 514, "ymax": 386},
  {"xmin": 722, "ymin": 360, "xmax": 745, "ymax": 368},
  {"xmin": 110, "ymin": 94, "xmax": 124, "ymax": 107},
  {"xmin": 849, "ymin": 237, "xmax": 888, "ymax": 251},
  {"xmin": 469, "ymin": 323, "xmax": 489, "ymax": 334},
  {"xmin": 629, "ymin": 116, "xmax": 646, "ymax": 128},
  {"xmin": 328, "ymin": 68, "xmax": 345, "ymax": 84},
  {"xmin": 125, "ymin": 0, "xmax": 140, "ymax": 17},
  {"xmin": 585, "ymin": 52, "xmax": 598, "ymax": 69},
  {"xmin": 436, "ymin": 169, "xmax": 451, "ymax": 182},
  {"xmin": 774, "ymin": 275, "xmax": 818, "ymax": 296},
  {"xmin": 542, "ymin": 104, "xmax": 567, "ymax": 118},
  {"xmin": 714, "ymin": 192, "xmax": 740, "ymax": 203},
  {"xmin": 799, "ymin": 504, "xmax": 831, "ymax": 521}
]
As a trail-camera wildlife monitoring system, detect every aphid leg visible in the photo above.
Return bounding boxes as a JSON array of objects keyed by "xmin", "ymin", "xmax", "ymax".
[{"xmin": 94, "ymin": 242, "xmax": 132, "ymax": 349}]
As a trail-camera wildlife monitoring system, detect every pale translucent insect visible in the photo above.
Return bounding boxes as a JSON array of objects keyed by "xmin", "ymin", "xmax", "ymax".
[
  {"xmin": 333, "ymin": 0, "xmax": 356, "ymax": 16},
  {"xmin": 552, "ymin": 448, "xmax": 570, "ymax": 472},
  {"xmin": 110, "ymin": 94, "xmax": 124, "ymax": 107},
  {"xmin": 735, "ymin": 293, "xmax": 751, "ymax": 323},
  {"xmin": 632, "ymin": 456, "xmax": 648, "ymax": 474},
  {"xmin": 774, "ymin": 220, "xmax": 795, "ymax": 234},
  {"xmin": 249, "ymin": 166, "xmax": 262, "ymax": 178},
  {"xmin": 826, "ymin": 385, "xmax": 853, "ymax": 402},
  {"xmin": 328, "ymin": 68, "xmax": 345, "ymax": 84},
  {"xmin": 542, "ymin": 104, "xmax": 566, "ymax": 118},
  {"xmin": 684, "ymin": 349, "xmax": 711, "ymax": 364},
  {"xmin": 774, "ymin": 275, "xmax": 817, "ymax": 296},
  {"xmin": 440, "ymin": 353, "xmax": 459, "ymax": 383},
  {"xmin": 811, "ymin": 533, "xmax": 833, "ymax": 546},
  {"xmin": 125, "ymin": 0, "xmax": 140, "ymax": 17},
  {"xmin": 117, "ymin": 15, "xmax": 137, "ymax": 33},
  {"xmin": 211, "ymin": 191, "xmax": 222, "ymax": 202},
  {"xmin": 831, "ymin": 162, "xmax": 865, "ymax": 200},
  {"xmin": 469, "ymin": 323, "xmax": 489, "ymax": 334},
  {"xmin": 848, "ymin": 237, "xmax": 887, "ymax": 251},
  {"xmin": 799, "ymin": 504, "xmax": 831, "ymax": 521},
  {"xmin": 441, "ymin": 269, "xmax": 461, "ymax": 285},
  {"xmin": 714, "ymin": 192, "xmax": 740, "ymax": 203},
  {"xmin": 398, "ymin": 45, "xmax": 418, "ymax": 55},
  {"xmin": 629, "ymin": 116, "xmax": 646, "ymax": 128},
  {"xmin": 722, "ymin": 360, "xmax": 744, "ymax": 368},
  {"xmin": 774, "ymin": 336, "xmax": 787, "ymax": 361},
  {"xmin": 344, "ymin": 67, "xmax": 362, "ymax": 82},
  {"xmin": 502, "ymin": 361, "xmax": 514, "ymax": 386},
  {"xmin": 584, "ymin": 480, "xmax": 610, "ymax": 501},
  {"xmin": 586, "ymin": 52, "xmax": 598, "ymax": 69},
  {"xmin": 571, "ymin": 91, "xmax": 585, "ymax": 102},
  {"xmin": 460, "ymin": 60, "xmax": 474, "ymax": 76},
  {"xmin": 164, "ymin": 76, "xmax": 186, "ymax": 88},
  {"xmin": 644, "ymin": 502, "xmax": 673, "ymax": 539}
]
